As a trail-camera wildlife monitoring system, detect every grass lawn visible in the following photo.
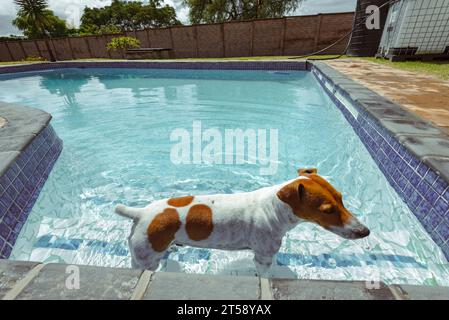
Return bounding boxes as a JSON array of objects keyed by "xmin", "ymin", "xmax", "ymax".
[
  {"xmin": 0, "ymin": 61, "xmax": 44, "ymax": 66},
  {"xmin": 359, "ymin": 57, "xmax": 449, "ymax": 81}
]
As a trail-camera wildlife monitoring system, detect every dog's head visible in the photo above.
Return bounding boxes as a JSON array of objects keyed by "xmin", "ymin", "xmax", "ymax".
[{"xmin": 277, "ymin": 168, "xmax": 370, "ymax": 240}]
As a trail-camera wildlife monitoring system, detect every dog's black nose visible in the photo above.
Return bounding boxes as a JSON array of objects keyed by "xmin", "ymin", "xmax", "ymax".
[{"xmin": 354, "ymin": 226, "xmax": 370, "ymax": 238}]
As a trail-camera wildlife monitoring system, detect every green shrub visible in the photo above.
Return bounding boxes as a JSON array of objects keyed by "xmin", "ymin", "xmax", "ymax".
[
  {"xmin": 106, "ymin": 36, "xmax": 140, "ymax": 52},
  {"xmin": 23, "ymin": 56, "xmax": 47, "ymax": 62}
]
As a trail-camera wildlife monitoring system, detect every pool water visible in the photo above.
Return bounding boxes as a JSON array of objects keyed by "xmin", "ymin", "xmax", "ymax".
[{"xmin": 1, "ymin": 68, "xmax": 448, "ymax": 285}]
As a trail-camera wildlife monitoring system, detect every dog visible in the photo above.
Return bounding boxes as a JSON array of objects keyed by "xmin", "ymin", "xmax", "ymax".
[{"xmin": 115, "ymin": 168, "xmax": 370, "ymax": 275}]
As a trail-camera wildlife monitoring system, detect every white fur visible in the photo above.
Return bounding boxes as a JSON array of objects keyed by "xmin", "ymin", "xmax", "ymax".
[{"xmin": 116, "ymin": 177, "xmax": 310, "ymax": 275}]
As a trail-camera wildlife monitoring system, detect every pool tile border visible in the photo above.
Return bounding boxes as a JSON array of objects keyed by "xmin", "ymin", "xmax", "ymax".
[
  {"xmin": 310, "ymin": 61, "xmax": 449, "ymax": 260},
  {"xmin": 0, "ymin": 61, "xmax": 308, "ymax": 74},
  {"xmin": 0, "ymin": 102, "xmax": 63, "ymax": 259}
]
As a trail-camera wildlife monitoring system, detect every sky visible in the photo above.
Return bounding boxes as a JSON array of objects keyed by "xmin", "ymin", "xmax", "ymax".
[{"xmin": 0, "ymin": 0, "xmax": 357, "ymax": 36}]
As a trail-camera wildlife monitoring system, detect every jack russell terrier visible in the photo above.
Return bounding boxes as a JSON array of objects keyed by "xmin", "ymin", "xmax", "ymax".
[{"xmin": 115, "ymin": 168, "xmax": 370, "ymax": 274}]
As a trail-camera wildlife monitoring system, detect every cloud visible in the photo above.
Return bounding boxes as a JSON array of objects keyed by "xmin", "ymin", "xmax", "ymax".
[
  {"xmin": 0, "ymin": 0, "xmax": 357, "ymax": 36},
  {"xmin": 295, "ymin": 0, "xmax": 357, "ymax": 15}
]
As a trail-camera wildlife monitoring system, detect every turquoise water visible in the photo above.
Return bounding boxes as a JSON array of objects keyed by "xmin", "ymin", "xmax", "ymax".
[{"xmin": 1, "ymin": 68, "xmax": 449, "ymax": 285}]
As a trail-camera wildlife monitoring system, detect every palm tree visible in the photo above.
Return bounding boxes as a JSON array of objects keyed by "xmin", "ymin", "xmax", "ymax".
[{"xmin": 13, "ymin": 0, "xmax": 56, "ymax": 61}]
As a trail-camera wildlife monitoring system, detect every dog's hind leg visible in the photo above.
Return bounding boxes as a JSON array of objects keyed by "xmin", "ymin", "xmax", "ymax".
[{"xmin": 132, "ymin": 247, "xmax": 166, "ymax": 271}]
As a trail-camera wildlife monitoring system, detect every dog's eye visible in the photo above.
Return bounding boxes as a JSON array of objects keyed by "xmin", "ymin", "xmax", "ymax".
[{"xmin": 319, "ymin": 203, "xmax": 334, "ymax": 214}]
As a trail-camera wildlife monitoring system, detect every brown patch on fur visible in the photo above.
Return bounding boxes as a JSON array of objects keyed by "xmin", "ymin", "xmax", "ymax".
[
  {"xmin": 186, "ymin": 204, "xmax": 213, "ymax": 241},
  {"xmin": 167, "ymin": 196, "xmax": 194, "ymax": 207},
  {"xmin": 277, "ymin": 176, "xmax": 353, "ymax": 230},
  {"xmin": 147, "ymin": 208, "xmax": 181, "ymax": 252}
]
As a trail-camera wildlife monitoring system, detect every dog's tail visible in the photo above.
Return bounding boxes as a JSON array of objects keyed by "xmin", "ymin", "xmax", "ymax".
[{"xmin": 115, "ymin": 204, "xmax": 143, "ymax": 221}]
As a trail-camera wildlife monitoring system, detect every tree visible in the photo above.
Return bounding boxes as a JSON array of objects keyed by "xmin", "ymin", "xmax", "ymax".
[
  {"xmin": 183, "ymin": 0, "xmax": 303, "ymax": 24},
  {"xmin": 12, "ymin": 0, "xmax": 68, "ymax": 38},
  {"xmin": 12, "ymin": 0, "xmax": 64, "ymax": 61},
  {"xmin": 80, "ymin": 0, "xmax": 181, "ymax": 34},
  {"xmin": 78, "ymin": 24, "xmax": 122, "ymax": 36}
]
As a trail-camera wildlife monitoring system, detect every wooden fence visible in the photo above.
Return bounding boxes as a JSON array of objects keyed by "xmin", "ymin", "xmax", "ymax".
[{"xmin": 0, "ymin": 12, "xmax": 354, "ymax": 61}]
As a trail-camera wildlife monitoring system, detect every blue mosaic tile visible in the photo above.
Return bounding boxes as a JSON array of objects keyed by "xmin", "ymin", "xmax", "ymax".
[
  {"xmin": 415, "ymin": 200, "xmax": 432, "ymax": 220},
  {"xmin": 428, "ymin": 210, "xmax": 443, "ymax": 230},
  {"xmin": 8, "ymin": 202, "xmax": 21, "ymax": 219},
  {"xmin": 0, "ymin": 124, "xmax": 63, "ymax": 259},
  {"xmin": 424, "ymin": 185, "xmax": 439, "ymax": 206},
  {"xmin": 16, "ymin": 153, "xmax": 29, "ymax": 168},
  {"xmin": 15, "ymin": 189, "xmax": 30, "ymax": 210},
  {"xmin": 444, "ymin": 189, "xmax": 449, "ymax": 203},
  {"xmin": 431, "ymin": 231, "xmax": 446, "ymax": 248},
  {"xmin": 7, "ymin": 230, "xmax": 19, "ymax": 244},
  {"xmin": 0, "ymin": 224, "xmax": 11, "ymax": 240},
  {"xmin": 403, "ymin": 151, "xmax": 414, "ymax": 164},
  {"xmin": 408, "ymin": 172, "xmax": 422, "ymax": 187},
  {"xmin": 0, "ymin": 200, "xmax": 7, "ymax": 219},
  {"xmin": 434, "ymin": 197, "xmax": 449, "ymax": 218},
  {"xmin": 0, "ymin": 174, "xmax": 12, "ymax": 190},
  {"xmin": 402, "ymin": 164, "xmax": 416, "ymax": 181},
  {"xmin": 3, "ymin": 214, "xmax": 17, "ymax": 230},
  {"xmin": 403, "ymin": 183, "xmax": 415, "ymax": 199},
  {"xmin": 442, "ymin": 244, "xmax": 449, "ymax": 261},
  {"xmin": 1, "ymin": 244, "xmax": 12, "ymax": 257},
  {"xmin": 0, "ymin": 189, "xmax": 14, "ymax": 210},
  {"xmin": 435, "ymin": 222, "xmax": 449, "ymax": 241},
  {"xmin": 424, "ymin": 170, "xmax": 439, "ymax": 186},
  {"xmin": 408, "ymin": 157, "xmax": 420, "ymax": 170},
  {"xmin": 410, "ymin": 191, "xmax": 424, "ymax": 210},
  {"xmin": 433, "ymin": 177, "xmax": 448, "ymax": 195},
  {"xmin": 417, "ymin": 180, "xmax": 430, "ymax": 196}
]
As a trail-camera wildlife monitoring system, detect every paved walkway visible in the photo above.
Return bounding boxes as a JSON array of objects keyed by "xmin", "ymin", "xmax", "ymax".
[
  {"xmin": 326, "ymin": 59, "xmax": 449, "ymax": 134},
  {"xmin": 1, "ymin": 260, "xmax": 449, "ymax": 300}
]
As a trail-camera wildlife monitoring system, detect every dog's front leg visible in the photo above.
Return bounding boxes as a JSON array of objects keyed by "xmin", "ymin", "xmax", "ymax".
[{"xmin": 253, "ymin": 252, "xmax": 275, "ymax": 278}]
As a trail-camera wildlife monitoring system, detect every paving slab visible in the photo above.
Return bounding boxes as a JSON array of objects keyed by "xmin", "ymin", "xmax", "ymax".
[
  {"xmin": 395, "ymin": 284, "xmax": 449, "ymax": 300},
  {"xmin": 15, "ymin": 263, "xmax": 142, "ymax": 300},
  {"xmin": 271, "ymin": 279, "xmax": 395, "ymax": 300},
  {"xmin": 399, "ymin": 135, "xmax": 449, "ymax": 159},
  {"xmin": 143, "ymin": 272, "xmax": 260, "ymax": 300},
  {"xmin": 0, "ymin": 259, "xmax": 39, "ymax": 299},
  {"xmin": 327, "ymin": 60, "xmax": 449, "ymax": 134},
  {"xmin": 383, "ymin": 118, "xmax": 446, "ymax": 137}
]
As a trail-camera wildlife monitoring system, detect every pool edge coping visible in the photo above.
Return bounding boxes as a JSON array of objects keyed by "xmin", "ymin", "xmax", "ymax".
[{"xmin": 310, "ymin": 61, "xmax": 449, "ymax": 182}]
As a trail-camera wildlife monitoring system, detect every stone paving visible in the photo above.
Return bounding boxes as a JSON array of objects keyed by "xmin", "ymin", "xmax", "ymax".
[
  {"xmin": 1, "ymin": 260, "xmax": 449, "ymax": 300},
  {"xmin": 326, "ymin": 59, "xmax": 449, "ymax": 134}
]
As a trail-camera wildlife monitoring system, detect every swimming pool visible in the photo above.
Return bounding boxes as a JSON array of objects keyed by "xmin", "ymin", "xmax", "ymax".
[{"xmin": 1, "ymin": 67, "xmax": 449, "ymax": 285}]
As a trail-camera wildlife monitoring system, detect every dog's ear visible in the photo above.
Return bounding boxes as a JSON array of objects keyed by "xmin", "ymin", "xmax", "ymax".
[
  {"xmin": 298, "ymin": 168, "xmax": 318, "ymax": 176},
  {"xmin": 297, "ymin": 183, "xmax": 306, "ymax": 201}
]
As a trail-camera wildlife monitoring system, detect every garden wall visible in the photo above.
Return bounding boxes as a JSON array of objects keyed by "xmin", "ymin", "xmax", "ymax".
[{"xmin": 0, "ymin": 12, "xmax": 354, "ymax": 61}]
